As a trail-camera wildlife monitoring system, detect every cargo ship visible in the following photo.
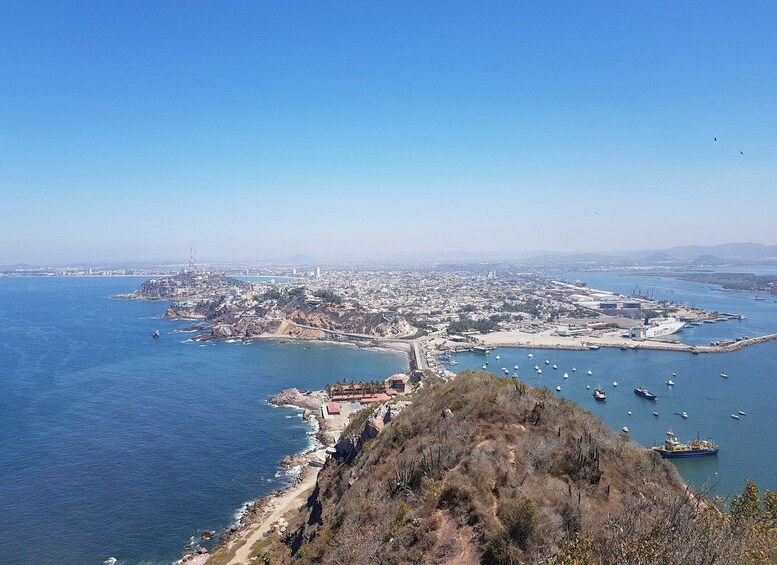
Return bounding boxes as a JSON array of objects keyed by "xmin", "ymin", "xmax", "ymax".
[
  {"xmin": 652, "ymin": 429, "xmax": 718, "ymax": 458},
  {"xmin": 629, "ymin": 317, "xmax": 686, "ymax": 339}
]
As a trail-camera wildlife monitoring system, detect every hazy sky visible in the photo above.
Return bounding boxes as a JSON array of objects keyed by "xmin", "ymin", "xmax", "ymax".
[{"xmin": 1, "ymin": 2, "xmax": 776, "ymax": 264}]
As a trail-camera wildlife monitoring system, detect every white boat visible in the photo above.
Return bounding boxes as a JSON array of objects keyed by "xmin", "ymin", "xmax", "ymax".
[
  {"xmin": 672, "ymin": 372, "xmax": 677, "ymax": 377},
  {"xmin": 496, "ymin": 355, "xmax": 501, "ymax": 360},
  {"xmin": 537, "ymin": 369, "xmax": 542, "ymax": 374},
  {"xmin": 528, "ymin": 353, "xmax": 533, "ymax": 358},
  {"xmin": 586, "ymin": 385, "xmax": 590, "ymax": 389},
  {"xmin": 552, "ymin": 364, "xmax": 558, "ymax": 369},
  {"xmin": 738, "ymin": 411, "xmax": 747, "ymax": 416},
  {"xmin": 587, "ymin": 370, "xmax": 593, "ymax": 376},
  {"xmin": 731, "ymin": 414, "xmax": 740, "ymax": 420},
  {"xmin": 720, "ymin": 372, "xmax": 728, "ymax": 378},
  {"xmin": 556, "ymin": 386, "xmax": 562, "ymax": 391},
  {"xmin": 629, "ymin": 316, "xmax": 686, "ymax": 339},
  {"xmin": 545, "ymin": 360, "xmax": 550, "ymax": 365},
  {"xmin": 653, "ymin": 411, "xmax": 659, "ymax": 417},
  {"xmin": 681, "ymin": 412, "xmax": 688, "ymax": 419},
  {"xmin": 622, "ymin": 426, "xmax": 629, "ymax": 433},
  {"xmin": 512, "ymin": 373, "xmax": 517, "ymax": 378},
  {"xmin": 666, "ymin": 380, "xmax": 675, "ymax": 386},
  {"xmin": 627, "ymin": 411, "xmax": 632, "ymax": 415},
  {"xmin": 514, "ymin": 365, "xmax": 519, "ymax": 370},
  {"xmin": 612, "ymin": 381, "xmax": 618, "ymax": 387},
  {"xmin": 482, "ymin": 364, "xmax": 487, "ymax": 369},
  {"xmin": 534, "ymin": 365, "xmax": 539, "ymax": 371},
  {"xmin": 572, "ymin": 367, "xmax": 577, "ymax": 372},
  {"xmin": 563, "ymin": 372, "xmax": 569, "ymax": 379},
  {"xmin": 450, "ymin": 360, "xmax": 458, "ymax": 365}
]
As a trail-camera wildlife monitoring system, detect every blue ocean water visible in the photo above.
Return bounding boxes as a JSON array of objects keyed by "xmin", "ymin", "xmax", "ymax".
[
  {"xmin": 452, "ymin": 269, "xmax": 777, "ymax": 497},
  {"xmin": 0, "ymin": 277, "xmax": 408, "ymax": 565}
]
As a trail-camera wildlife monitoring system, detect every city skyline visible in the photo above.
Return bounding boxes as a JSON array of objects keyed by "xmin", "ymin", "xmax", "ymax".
[{"xmin": 2, "ymin": 2, "xmax": 777, "ymax": 263}]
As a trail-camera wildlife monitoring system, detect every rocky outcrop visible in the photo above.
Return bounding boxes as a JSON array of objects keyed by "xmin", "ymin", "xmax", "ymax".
[
  {"xmin": 268, "ymin": 388, "xmax": 324, "ymax": 411},
  {"xmin": 334, "ymin": 401, "xmax": 411, "ymax": 461}
]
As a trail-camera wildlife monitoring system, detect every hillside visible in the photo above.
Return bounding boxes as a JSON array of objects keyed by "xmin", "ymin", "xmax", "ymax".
[{"xmin": 255, "ymin": 371, "xmax": 776, "ymax": 564}]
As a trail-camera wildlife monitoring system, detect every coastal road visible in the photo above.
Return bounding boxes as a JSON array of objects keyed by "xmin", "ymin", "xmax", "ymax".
[{"xmin": 412, "ymin": 339, "xmax": 428, "ymax": 371}]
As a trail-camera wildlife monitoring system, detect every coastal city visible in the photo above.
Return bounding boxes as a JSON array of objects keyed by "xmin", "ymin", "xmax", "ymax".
[{"xmin": 5, "ymin": 2, "xmax": 777, "ymax": 564}]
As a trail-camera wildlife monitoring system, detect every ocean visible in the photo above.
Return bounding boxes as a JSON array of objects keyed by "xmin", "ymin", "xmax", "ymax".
[
  {"xmin": 452, "ymin": 268, "xmax": 777, "ymax": 498},
  {"xmin": 0, "ymin": 277, "xmax": 408, "ymax": 565}
]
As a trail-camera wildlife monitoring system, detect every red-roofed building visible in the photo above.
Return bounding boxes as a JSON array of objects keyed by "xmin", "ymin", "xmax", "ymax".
[{"xmin": 326, "ymin": 402, "xmax": 341, "ymax": 415}]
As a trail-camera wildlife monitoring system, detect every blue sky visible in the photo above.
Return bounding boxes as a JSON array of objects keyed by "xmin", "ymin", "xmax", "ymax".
[{"xmin": 1, "ymin": 2, "xmax": 776, "ymax": 263}]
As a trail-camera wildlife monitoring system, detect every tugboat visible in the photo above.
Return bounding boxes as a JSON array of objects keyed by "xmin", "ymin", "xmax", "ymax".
[
  {"xmin": 593, "ymin": 388, "xmax": 607, "ymax": 402},
  {"xmin": 652, "ymin": 429, "xmax": 719, "ymax": 458},
  {"xmin": 634, "ymin": 387, "xmax": 657, "ymax": 400},
  {"xmin": 152, "ymin": 330, "xmax": 161, "ymax": 339}
]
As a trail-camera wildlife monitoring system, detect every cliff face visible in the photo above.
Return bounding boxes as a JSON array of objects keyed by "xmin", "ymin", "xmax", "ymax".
[{"xmin": 281, "ymin": 372, "xmax": 752, "ymax": 565}]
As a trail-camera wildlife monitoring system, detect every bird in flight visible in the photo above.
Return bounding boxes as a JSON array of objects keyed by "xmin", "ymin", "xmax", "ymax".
[{"xmin": 594, "ymin": 211, "xmax": 601, "ymax": 216}]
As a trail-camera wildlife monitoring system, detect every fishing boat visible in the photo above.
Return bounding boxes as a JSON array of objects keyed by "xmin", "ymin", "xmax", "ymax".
[
  {"xmin": 731, "ymin": 414, "xmax": 740, "ymax": 420},
  {"xmin": 666, "ymin": 380, "xmax": 675, "ymax": 386},
  {"xmin": 652, "ymin": 429, "xmax": 719, "ymax": 458},
  {"xmin": 593, "ymin": 388, "xmax": 607, "ymax": 402},
  {"xmin": 676, "ymin": 411, "xmax": 688, "ymax": 419},
  {"xmin": 634, "ymin": 387, "xmax": 657, "ymax": 400}
]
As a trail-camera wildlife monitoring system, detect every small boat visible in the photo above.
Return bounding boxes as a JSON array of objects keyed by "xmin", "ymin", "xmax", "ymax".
[
  {"xmin": 502, "ymin": 368, "xmax": 509, "ymax": 374},
  {"xmin": 537, "ymin": 369, "xmax": 542, "ymax": 374},
  {"xmin": 534, "ymin": 365, "xmax": 540, "ymax": 371},
  {"xmin": 545, "ymin": 360, "xmax": 550, "ymax": 365},
  {"xmin": 738, "ymin": 411, "xmax": 747, "ymax": 416},
  {"xmin": 556, "ymin": 386, "xmax": 562, "ymax": 391},
  {"xmin": 152, "ymin": 330, "xmax": 161, "ymax": 339},
  {"xmin": 586, "ymin": 385, "xmax": 591, "ymax": 390},
  {"xmin": 587, "ymin": 370, "xmax": 593, "ymax": 376},
  {"xmin": 512, "ymin": 373, "xmax": 518, "ymax": 378},
  {"xmin": 731, "ymin": 414, "xmax": 740, "ymax": 420},
  {"xmin": 496, "ymin": 355, "xmax": 501, "ymax": 360},
  {"xmin": 482, "ymin": 364, "xmax": 487, "ymax": 370},
  {"xmin": 666, "ymin": 380, "xmax": 675, "ymax": 386},
  {"xmin": 634, "ymin": 387, "xmax": 657, "ymax": 400},
  {"xmin": 593, "ymin": 388, "xmax": 607, "ymax": 402},
  {"xmin": 563, "ymin": 372, "xmax": 569, "ymax": 379},
  {"xmin": 672, "ymin": 372, "xmax": 677, "ymax": 377},
  {"xmin": 652, "ymin": 429, "xmax": 718, "ymax": 458},
  {"xmin": 528, "ymin": 353, "xmax": 533, "ymax": 358},
  {"xmin": 572, "ymin": 367, "xmax": 577, "ymax": 372},
  {"xmin": 514, "ymin": 365, "xmax": 519, "ymax": 370},
  {"xmin": 627, "ymin": 411, "xmax": 632, "ymax": 415},
  {"xmin": 612, "ymin": 381, "xmax": 618, "ymax": 387},
  {"xmin": 622, "ymin": 426, "xmax": 629, "ymax": 433},
  {"xmin": 553, "ymin": 364, "xmax": 558, "ymax": 369},
  {"xmin": 653, "ymin": 411, "xmax": 659, "ymax": 417},
  {"xmin": 720, "ymin": 372, "xmax": 728, "ymax": 378},
  {"xmin": 677, "ymin": 411, "xmax": 688, "ymax": 419},
  {"xmin": 450, "ymin": 359, "xmax": 458, "ymax": 365}
]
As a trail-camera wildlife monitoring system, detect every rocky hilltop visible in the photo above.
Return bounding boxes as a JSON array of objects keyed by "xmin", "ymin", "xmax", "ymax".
[
  {"xmin": 253, "ymin": 371, "xmax": 775, "ymax": 564},
  {"xmin": 171, "ymin": 289, "xmax": 416, "ymax": 341},
  {"xmin": 116, "ymin": 272, "xmax": 251, "ymax": 301}
]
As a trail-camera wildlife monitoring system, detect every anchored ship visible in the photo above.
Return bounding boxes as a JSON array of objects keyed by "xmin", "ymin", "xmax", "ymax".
[{"xmin": 652, "ymin": 429, "xmax": 718, "ymax": 458}]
